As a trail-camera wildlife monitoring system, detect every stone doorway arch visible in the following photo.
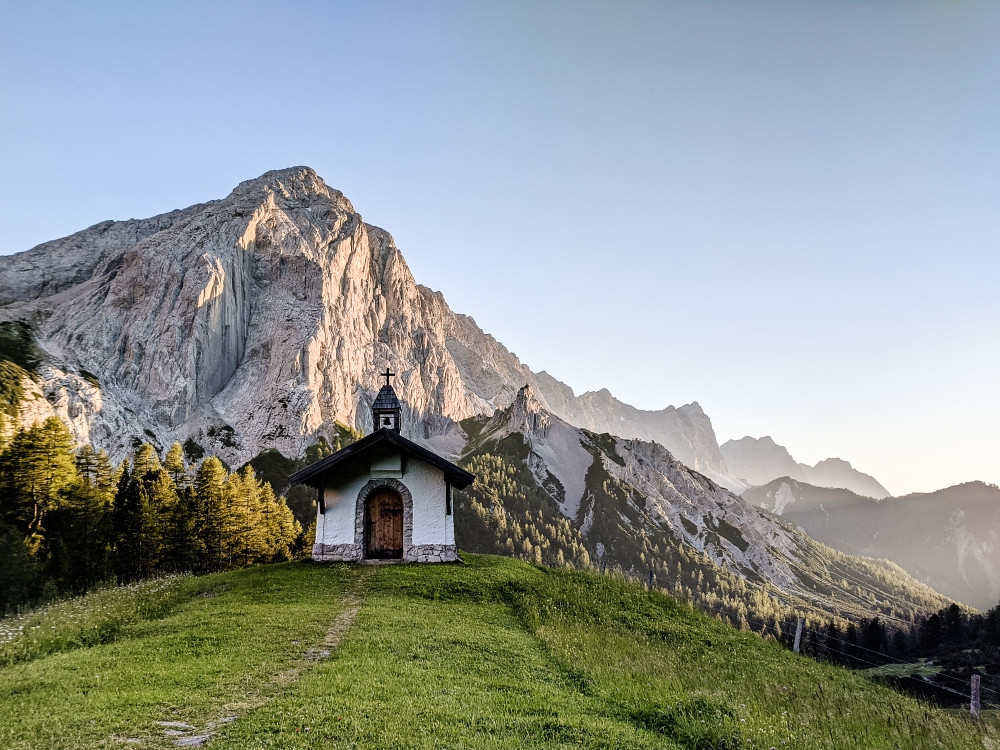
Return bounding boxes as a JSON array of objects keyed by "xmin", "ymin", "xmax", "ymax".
[{"xmin": 356, "ymin": 479, "xmax": 413, "ymax": 560}]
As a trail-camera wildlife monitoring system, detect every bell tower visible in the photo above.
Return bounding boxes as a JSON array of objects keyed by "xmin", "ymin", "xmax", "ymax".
[{"xmin": 371, "ymin": 367, "xmax": 402, "ymax": 433}]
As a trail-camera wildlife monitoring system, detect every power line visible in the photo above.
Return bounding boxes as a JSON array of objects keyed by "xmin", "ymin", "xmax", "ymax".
[
  {"xmin": 786, "ymin": 555, "xmax": 946, "ymax": 619},
  {"xmin": 777, "ymin": 556, "xmax": 914, "ymax": 628},
  {"xmin": 695, "ymin": 598, "xmax": 1000, "ymax": 704},
  {"xmin": 809, "ymin": 642, "xmax": 999, "ymax": 709},
  {"xmin": 810, "ymin": 628, "xmax": 1000, "ymax": 699}
]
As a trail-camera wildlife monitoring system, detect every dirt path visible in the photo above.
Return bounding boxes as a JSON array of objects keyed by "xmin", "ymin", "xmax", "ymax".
[{"xmin": 120, "ymin": 586, "xmax": 367, "ymax": 749}]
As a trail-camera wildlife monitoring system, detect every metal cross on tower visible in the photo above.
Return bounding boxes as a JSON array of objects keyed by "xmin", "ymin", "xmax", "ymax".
[{"xmin": 381, "ymin": 367, "xmax": 395, "ymax": 387}]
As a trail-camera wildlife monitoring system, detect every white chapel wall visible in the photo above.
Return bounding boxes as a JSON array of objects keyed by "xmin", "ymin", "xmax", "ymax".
[
  {"xmin": 404, "ymin": 457, "xmax": 449, "ymax": 547},
  {"xmin": 318, "ymin": 474, "xmax": 370, "ymax": 546}
]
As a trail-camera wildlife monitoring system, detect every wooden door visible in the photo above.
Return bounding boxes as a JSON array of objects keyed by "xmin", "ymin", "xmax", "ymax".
[{"xmin": 366, "ymin": 491, "xmax": 403, "ymax": 558}]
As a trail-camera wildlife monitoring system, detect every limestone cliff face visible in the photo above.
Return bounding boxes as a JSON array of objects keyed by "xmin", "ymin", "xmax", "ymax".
[{"xmin": 0, "ymin": 167, "xmax": 733, "ymax": 483}]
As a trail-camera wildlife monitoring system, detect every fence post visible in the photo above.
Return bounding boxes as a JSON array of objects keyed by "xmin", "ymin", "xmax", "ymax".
[
  {"xmin": 972, "ymin": 674, "xmax": 981, "ymax": 719},
  {"xmin": 793, "ymin": 617, "xmax": 804, "ymax": 654}
]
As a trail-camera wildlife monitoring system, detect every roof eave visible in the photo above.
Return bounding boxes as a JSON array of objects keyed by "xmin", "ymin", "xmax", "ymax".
[{"xmin": 287, "ymin": 428, "xmax": 475, "ymax": 490}]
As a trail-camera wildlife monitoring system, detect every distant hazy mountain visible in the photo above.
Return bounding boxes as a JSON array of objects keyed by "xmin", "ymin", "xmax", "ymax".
[
  {"xmin": 721, "ymin": 436, "xmax": 890, "ymax": 499},
  {"xmin": 531, "ymin": 372, "xmax": 742, "ymax": 489},
  {"xmin": 744, "ymin": 478, "xmax": 1000, "ymax": 610}
]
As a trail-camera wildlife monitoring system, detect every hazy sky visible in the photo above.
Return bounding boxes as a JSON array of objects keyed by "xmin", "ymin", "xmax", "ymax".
[{"xmin": 2, "ymin": 1, "xmax": 998, "ymax": 495}]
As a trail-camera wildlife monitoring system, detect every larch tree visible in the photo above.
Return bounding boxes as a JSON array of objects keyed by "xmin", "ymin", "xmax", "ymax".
[
  {"xmin": 163, "ymin": 442, "xmax": 189, "ymax": 489},
  {"xmin": 194, "ymin": 456, "xmax": 229, "ymax": 571},
  {"xmin": 0, "ymin": 417, "xmax": 79, "ymax": 549}
]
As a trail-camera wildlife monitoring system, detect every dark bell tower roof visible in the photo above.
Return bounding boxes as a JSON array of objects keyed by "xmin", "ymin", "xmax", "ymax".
[
  {"xmin": 372, "ymin": 367, "xmax": 402, "ymax": 433},
  {"xmin": 372, "ymin": 384, "xmax": 401, "ymax": 411}
]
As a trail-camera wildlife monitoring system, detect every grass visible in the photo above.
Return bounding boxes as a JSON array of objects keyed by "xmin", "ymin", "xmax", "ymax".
[
  {"xmin": 0, "ymin": 555, "xmax": 996, "ymax": 749},
  {"xmin": 0, "ymin": 574, "xmax": 195, "ymax": 667},
  {"xmin": 0, "ymin": 565, "xmax": 356, "ymax": 749}
]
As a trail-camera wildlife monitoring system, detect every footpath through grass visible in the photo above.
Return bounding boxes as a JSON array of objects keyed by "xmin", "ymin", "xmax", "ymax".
[
  {"xmin": 0, "ymin": 555, "xmax": 996, "ymax": 749},
  {"xmin": 0, "ymin": 564, "xmax": 358, "ymax": 749}
]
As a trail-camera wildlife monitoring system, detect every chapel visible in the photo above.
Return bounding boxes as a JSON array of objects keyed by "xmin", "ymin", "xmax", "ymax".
[{"xmin": 289, "ymin": 369, "xmax": 475, "ymax": 563}]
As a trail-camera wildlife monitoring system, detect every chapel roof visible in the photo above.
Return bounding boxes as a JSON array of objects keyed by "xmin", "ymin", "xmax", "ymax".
[{"xmin": 288, "ymin": 427, "xmax": 475, "ymax": 490}]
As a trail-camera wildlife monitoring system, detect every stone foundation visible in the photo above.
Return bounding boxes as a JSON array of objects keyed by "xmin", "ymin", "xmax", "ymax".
[
  {"xmin": 313, "ymin": 542, "xmax": 459, "ymax": 563},
  {"xmin": 312, "ymin": 542, "xmax": 363, "ymax": 562},
  {"xmin": 403, "ymin": 544, "xmax": 460, "ymax": 563}
]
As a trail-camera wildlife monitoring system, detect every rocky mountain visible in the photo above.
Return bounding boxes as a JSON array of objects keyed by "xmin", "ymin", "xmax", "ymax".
[
  {"xmin": 0, "ymin": 167, "xmax": 739, "ymax": 490},
  {"xmin": 744, "ymin": 478, "xmax": 1000, "ymax": 610},
  {"xmin": 721, "ymin": 436, "xmax": 890, "ymax": 499},
  {"xmin": 0, "ymin": 165, "xmax": 966, "ymax": 626},
  {"xmin": 457, "ymin": 387, "xmax": 952, "ymax": 625}
]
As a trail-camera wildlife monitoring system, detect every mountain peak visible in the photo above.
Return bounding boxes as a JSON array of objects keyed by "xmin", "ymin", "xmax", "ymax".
[
  {"xmin": 813, "ymin": 457, "xmax": 853, "ymax": 470},
  {"xmin": 227, "ymin": 166, "xmax": 355, "ymax": 213},
  {"xmin": 481, "ymin": 384, "xmax": 550, "ymax": 441},
  {"xmin": 720, "ymin": 437, "xmax": 890, "ymax": 499}
]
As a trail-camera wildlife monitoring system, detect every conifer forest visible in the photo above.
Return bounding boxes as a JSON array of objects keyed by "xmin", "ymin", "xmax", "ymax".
[{"xmin": 0, "ymin": 417, "xmax": 301, "ymax": 615}]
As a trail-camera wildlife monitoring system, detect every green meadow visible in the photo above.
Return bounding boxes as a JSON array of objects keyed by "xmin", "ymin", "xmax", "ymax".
[{"xmin": 0, "ymin": 555, "xmax": 994, "ymax": 749}]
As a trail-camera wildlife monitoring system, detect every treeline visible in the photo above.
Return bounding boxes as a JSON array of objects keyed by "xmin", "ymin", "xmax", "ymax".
[
  {"xmin": 796, "ymin": 603, "xmax": 1000, "ymax": 707},
  {"xmin": 0, "ymin": 417, "xmax": 301, "ymax": 615}
]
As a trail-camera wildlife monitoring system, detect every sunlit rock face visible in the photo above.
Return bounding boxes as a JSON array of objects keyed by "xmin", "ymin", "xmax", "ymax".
[{"xmin": 0, "ymin": 166, "xmax": 734, "ymax": 485}]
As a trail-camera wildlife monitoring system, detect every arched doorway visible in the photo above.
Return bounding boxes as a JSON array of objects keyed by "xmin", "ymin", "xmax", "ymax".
[{"xmin": 365, "ymin": 489, "xmax": 403, "ymax": 559}]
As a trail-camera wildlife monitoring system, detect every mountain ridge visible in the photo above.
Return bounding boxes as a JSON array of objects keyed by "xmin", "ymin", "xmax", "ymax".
[
  {"xmin": 456, "ymin": 383, "xmax": 952, "ymax": 624},
  {"xmin": 0, "ymin": 166, "xmax": 968, "ymax": 619},
  {"xmin": 721, "ymin": 434, "xmax": 890, "ymax": 498},
  {"xmin": 743, "ymin": 477, "xmax": 1000, "ymax": 609}
]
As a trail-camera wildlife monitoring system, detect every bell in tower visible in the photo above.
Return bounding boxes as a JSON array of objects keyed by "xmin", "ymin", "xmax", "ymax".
[{"xmin": 372, "ymin": 367, "xmax": 402, "ymax": 433}]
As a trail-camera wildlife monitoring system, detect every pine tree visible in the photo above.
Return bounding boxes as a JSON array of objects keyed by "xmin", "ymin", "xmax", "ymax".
[
  {"xmin": 162, "ymin": 485, "xmax": 200, "ymax": 572},
  {"xmin": 163, "ymin": 442, "xmax": 189, "ymax": 489},
  {"xmin": 302, "ymin": 518, "xmax": 317, "ymax": 557},
  {"xmin": 194, "ymin": 456, "xmax": 229, "ymax": 571},
  {"xmin": 131, "ymin": 443, "xmax": 161, "ymax": 479},
  {"xmin": 144, "ymin": 468, "xmax": 179, "ymax": 572},
  {"xmin": 0, "ymin": 521, "xmax": 41, "ymax": 614},
  {"xmin": 76, "ymin": 445, "xmax": 100, "ymax": 485},
  {"xmin": 113, "ymin": 464, "xmax": 150, "ymax": 583},
  {"xmin": 0, "ymin": 417, "xmax": 79, "ymax": 545},
  {"xmin": 267, "ymin": 489, "xmax": 300, "ymax": 561},
  {"xmin": 47, "ymin": 478, "xmax": 113, "ymax": 593},
  {"xmin": 94, "ymin": 449, "xmax": 118, "ymax": 497},
  {"xmin": 224, "ymin": 467, "xmax": 264, "ymax": 567}
]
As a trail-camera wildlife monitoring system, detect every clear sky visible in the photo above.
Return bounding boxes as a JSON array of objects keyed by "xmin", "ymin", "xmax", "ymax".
[{"xmin": 1, "ymin": 1, "xmax": 998, "ymax": 495}]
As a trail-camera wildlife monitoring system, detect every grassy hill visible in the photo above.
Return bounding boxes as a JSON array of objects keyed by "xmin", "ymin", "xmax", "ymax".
[{"xmin": 0, "ymin": 556, "xmax": 995, "ymax": 749}]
